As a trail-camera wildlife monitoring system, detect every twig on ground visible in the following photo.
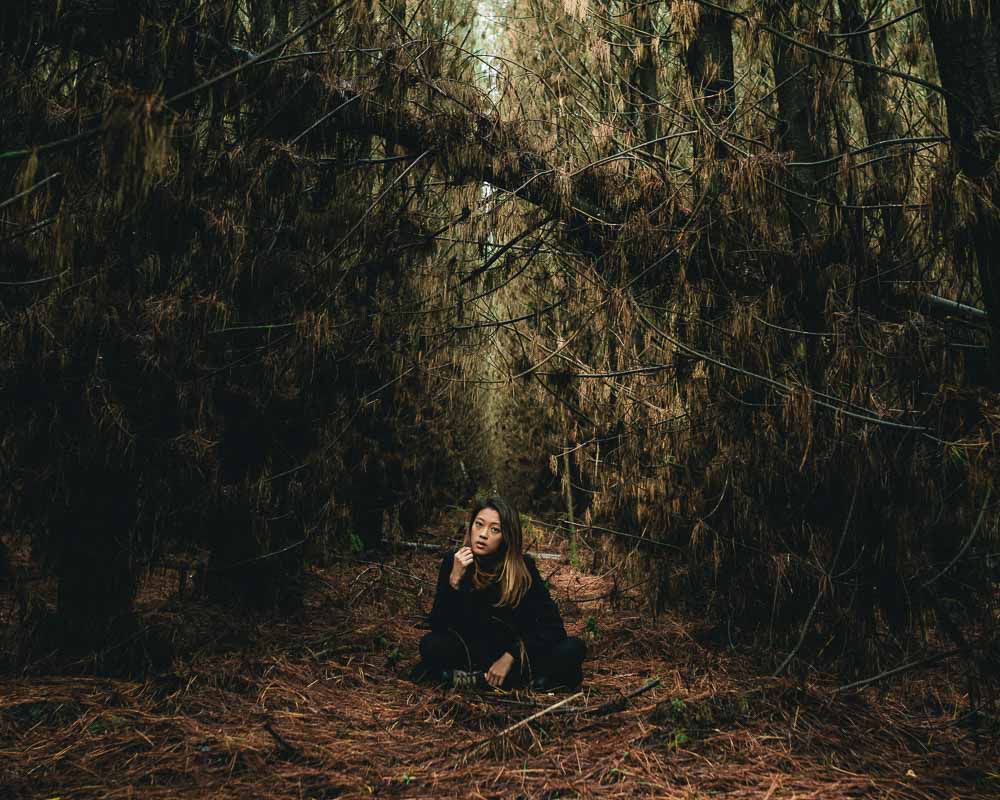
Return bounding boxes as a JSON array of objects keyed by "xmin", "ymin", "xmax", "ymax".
[
  {"xmin": 462, "ymin": 691, "xmax": 583, "ymax": 754},
  {"xmin": 472, "ymin": 678, "xmax": 661, "ymax": 717},
  {"xmin": 263, "ymin": 719, "xmax": 302, "ymax": 757},
  {"xmin": 835, "ymin": 649, "xmax": 963, "ymax": 693},
  {"xmin": 587, "ymin": 678, "xmax": 662, "ymax": 716}
]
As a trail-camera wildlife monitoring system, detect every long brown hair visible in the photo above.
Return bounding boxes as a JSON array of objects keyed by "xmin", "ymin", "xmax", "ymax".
[{"xmin": 463, "ymin": 494, "xmax": 532, "ymax": 607}]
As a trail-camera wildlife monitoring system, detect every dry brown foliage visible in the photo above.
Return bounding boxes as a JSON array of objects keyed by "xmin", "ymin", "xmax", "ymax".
[{"xmin": 2, "ymin": 519, "xmax": 996, "ymax": 799}]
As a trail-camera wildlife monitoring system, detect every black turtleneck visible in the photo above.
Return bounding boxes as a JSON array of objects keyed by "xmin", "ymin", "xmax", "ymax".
[{"xmin": 427, "ymin": 552, "xmax": 567, "ymax": 657}]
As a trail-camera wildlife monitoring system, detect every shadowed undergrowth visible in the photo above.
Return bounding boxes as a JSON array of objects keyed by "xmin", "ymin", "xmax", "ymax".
[{"xmin": 1, "ymin": 524, "xmax": 996, "ymax": 800}]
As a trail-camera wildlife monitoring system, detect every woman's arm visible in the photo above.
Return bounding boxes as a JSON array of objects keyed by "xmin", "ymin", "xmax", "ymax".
[
  {"xmin": 514, "ymin": 557, "xmax": 567, "ymax": 651},
  {"xmin": 428, "ymin": 551, "xmax": 469, "ymax": 632}
]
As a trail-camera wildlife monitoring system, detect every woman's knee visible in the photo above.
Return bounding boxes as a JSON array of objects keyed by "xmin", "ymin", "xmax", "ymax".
[
  {"xmin": 531, "ymin": 636, "xmax": 586, "ymax": 674},
  {"xmin": 420, "ymin": 630, "xmax": 471, "ymax": 668},
  {"xmin": 419, "ymin": 631, "xmax": 451, "ymax": 664},
  {"xmin": 562, "ymin": 635, "xmax": 587, "ymax": 664}
]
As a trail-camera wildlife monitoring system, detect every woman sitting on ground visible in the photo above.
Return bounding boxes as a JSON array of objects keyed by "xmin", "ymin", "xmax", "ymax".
[{"xmin": 415, "ymin": 494, "xmax": 586, "ymax": 690}]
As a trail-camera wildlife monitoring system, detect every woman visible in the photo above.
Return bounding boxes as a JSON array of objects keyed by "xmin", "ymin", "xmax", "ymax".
[{"xmin": 415, "ymin": 495, "xmax": 586, "ymax": 690}]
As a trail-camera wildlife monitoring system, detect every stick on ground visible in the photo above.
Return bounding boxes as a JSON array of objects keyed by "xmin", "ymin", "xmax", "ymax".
[{"xmin": 462, "ymin": 691, "xmax": 584, "ymax": 754}]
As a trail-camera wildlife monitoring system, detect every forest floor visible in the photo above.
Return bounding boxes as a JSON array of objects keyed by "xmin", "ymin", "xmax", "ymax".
[{"xmin": 1, "ymin": 514, "xmax": 998, "ymax": 799}]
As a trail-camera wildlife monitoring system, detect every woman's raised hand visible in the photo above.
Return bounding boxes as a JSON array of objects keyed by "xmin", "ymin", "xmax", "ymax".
[{"xmin": 449, "ymin": 546, "xmax": 473, "ymax": 589}]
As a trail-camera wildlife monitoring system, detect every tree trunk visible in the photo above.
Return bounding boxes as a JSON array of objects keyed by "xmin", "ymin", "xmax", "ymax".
[
  {"xmin": 838, "ymin": 0, "xmax": 909, "ymax": 303},
  {"xmin": 681, "ymin": 2, "xmax": 735, "ymax": 280},
  {"xmin": 924, "ymin": 1, "xmax": 1000, "ymax": 384},
  {"xmin": 53, "ymin": 464, "xmax": 140, "ymax": 662},
  {"xmin": 766, "ymin": 2, "xmax": 831, "ymax": 363},
  {"xmin": 625, "ymin": 0, "xmax": 660, "ymax": 156},
  {"xmin": 767, "ymin": 2, "xmax": 829, "ymax": 248},
  {"xmin": 683, "ymin": 3, "xmax": 735, "ymax": 161}
]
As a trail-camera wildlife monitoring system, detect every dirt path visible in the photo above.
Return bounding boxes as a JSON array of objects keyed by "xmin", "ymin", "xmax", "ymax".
[{"xmin": 1, "ymin": 528, "xmax": 996, "ymax": 799}]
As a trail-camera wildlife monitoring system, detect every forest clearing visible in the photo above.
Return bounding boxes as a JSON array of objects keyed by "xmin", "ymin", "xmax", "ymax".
[
  {"xmin": 3, "ymin": 0, "xmax": 1000, "ymax": 797},
  {"xmin": 2, "ymin": 514, "xmax": 997, "ymax": 799}
]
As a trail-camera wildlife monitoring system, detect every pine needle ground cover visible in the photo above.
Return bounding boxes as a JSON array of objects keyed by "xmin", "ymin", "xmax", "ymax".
[{"xmin": 2, "ymin": 524, "xmax": 995, "ymax": 799}]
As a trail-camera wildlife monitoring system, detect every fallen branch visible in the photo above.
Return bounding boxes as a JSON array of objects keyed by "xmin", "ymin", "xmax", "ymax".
[
  {"xmin": 263, "ymin": 719, "xmax": 302, "ymax": 758},
  {"xmin": 471, "ymin": 678, "xmax": 661, "ymax": 717},
  {"xmin": 835, "ymin": 649, "xmax": 962, "ymax": 692},
  {"xmin": 888, "ymin": 287, "xmax": 990, "ymax": 325},
  {"xmin": 586, "ymin": 678, "xmax": 661, "ymax": 716},
  {"xmin": 462, "ymin": 691, "xmax": 583, "ymax": 753}
]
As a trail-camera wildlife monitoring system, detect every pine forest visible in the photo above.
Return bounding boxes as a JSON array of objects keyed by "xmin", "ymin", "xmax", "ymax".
[{"xmin": 1, "ymin": 1, "xmax": 999, "ymax": 797}]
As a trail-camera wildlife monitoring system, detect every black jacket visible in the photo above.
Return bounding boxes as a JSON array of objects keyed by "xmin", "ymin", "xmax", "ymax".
[{"xmin": 428, "ymin": 553, "xmax": 567, "ymax": 657}]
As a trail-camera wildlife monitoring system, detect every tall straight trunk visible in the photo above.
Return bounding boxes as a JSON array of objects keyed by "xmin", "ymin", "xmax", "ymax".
[
  {"xmin": 768, "ymin": 5, "xmax": 828, "ymax": 247},
  {"xmin": 683, "ymin": 4, "xmax": 735, "ymax": 161},
  {"xmin": 837, "ymin": 0, "xmax": 908, "ymax": 298},
  {"xmin": 766, "ymin": 2, "xmax": 833, "ymax": 386},
  {"xmin": 924, "ymin": 1, "xmax": 1000, "ymax": 384},
  {"xmin": 53, "ymin": 463, "xmax": 140, "ymax": 660},
  {"xmin": 681, "ymin": 3, "xmax": 735, "ymax": 278},
  {"xmin": 625, "ymin": 0, "xmax": 660, "ymax": 155},
  {"xmin": 272, "ymin": 0, "xmax": 290, "ymax": 43},
  {"xmin": 381, "ymin": 0, "xmax": 408, "ymax": 184}
]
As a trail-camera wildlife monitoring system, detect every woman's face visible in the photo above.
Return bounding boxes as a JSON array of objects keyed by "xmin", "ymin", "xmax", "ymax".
[{"xmin": 469, "ymin": 507, "xmax": 504, "ymax": 557}]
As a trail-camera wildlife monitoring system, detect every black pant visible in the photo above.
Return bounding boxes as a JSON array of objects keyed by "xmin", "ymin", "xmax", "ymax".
[{"xmin": 419, "ymin": 629, "xmax": 586, "ymax": 688}]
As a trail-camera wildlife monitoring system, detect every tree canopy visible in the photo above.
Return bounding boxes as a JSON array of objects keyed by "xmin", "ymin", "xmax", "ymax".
[{"xmin": 1, "ymin": 1, "xmax": 998, "ymax": 693}]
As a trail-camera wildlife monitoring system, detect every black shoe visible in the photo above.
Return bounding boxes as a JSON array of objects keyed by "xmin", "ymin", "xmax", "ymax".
[{"xmin": 443, "ymin": 669, "xmax": 485, "ymax": 690}]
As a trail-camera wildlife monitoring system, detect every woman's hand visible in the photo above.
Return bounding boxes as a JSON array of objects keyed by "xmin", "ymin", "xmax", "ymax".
[
  {"xmin": 449, "ymin": 546, "xmax": 473, "ymax": 589},
  {"xmin": 486, "ymin": 652, "xmax": 515, "ymax": 688}
]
